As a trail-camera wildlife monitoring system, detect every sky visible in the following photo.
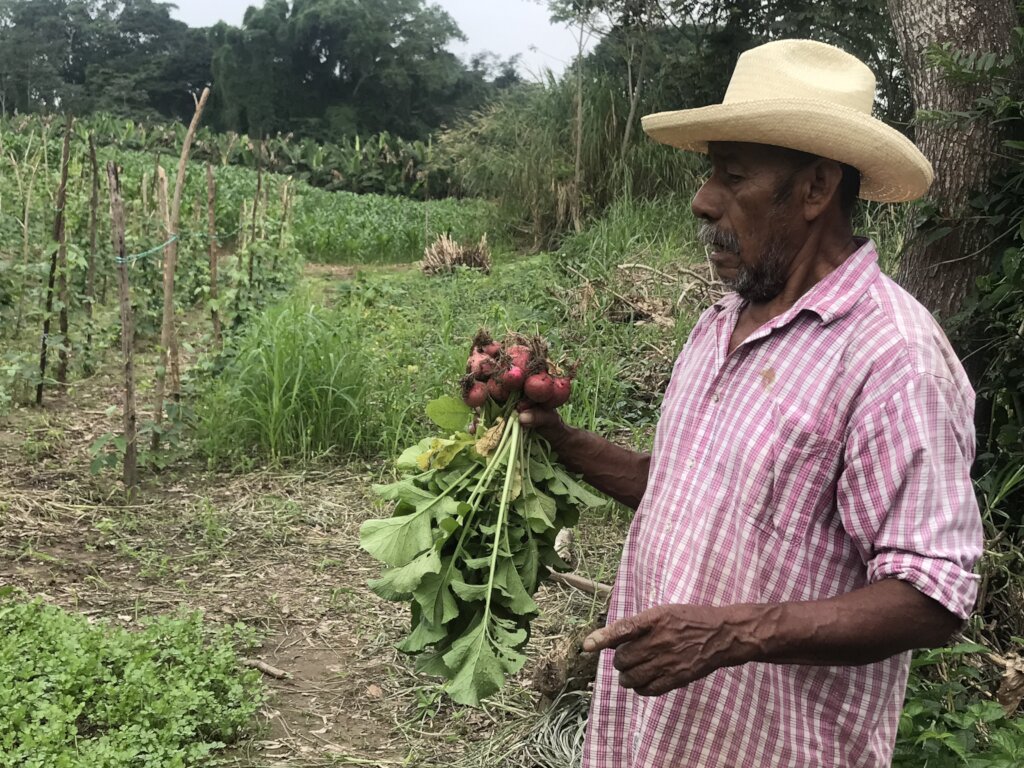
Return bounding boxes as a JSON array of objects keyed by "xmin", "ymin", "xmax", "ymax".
[{"xmin": 168, "ymin": 0, "xmax": 588, "ymax": 79}]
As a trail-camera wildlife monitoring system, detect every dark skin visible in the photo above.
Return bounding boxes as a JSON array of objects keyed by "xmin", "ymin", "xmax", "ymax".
[{"xmin": 519, "ymin": 141, "xmax": 962, "ymax": 697}]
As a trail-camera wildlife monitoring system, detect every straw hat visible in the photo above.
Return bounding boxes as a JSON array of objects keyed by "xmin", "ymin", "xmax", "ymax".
[{"xmin": 641, "ymin": 39, "xmax": 933, "ymax": 203}]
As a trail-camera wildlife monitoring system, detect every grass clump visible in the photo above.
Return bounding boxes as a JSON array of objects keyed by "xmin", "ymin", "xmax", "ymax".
[
  {"xmin": 0, "ymin": 595, "xmax": 262, "ymax": 768},
  {"xmin": 198, "ymin": 291, "xmax": 372, "ymax": 463}
]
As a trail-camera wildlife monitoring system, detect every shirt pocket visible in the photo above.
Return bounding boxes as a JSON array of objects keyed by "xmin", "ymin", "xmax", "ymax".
[{"xmin": 768, "ymin": 405, "xmax": 843, "ymax": 542}]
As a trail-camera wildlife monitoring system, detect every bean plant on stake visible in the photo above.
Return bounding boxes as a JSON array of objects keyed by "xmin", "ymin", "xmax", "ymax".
[{"xmin": 360, "ymin": 331, "xmax": 605, "ymax": 706}]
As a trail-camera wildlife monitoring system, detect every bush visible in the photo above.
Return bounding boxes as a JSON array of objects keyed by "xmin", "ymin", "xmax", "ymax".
[{"xmin": 0, "ymin": 595, "xmax": 262, "ymax": 767}]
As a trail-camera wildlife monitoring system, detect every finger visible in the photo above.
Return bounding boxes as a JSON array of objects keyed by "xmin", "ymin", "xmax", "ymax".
[
  {"xmin": 584, "ymin": 617, "xmax": 650, "ymax": 653},
  {"xmin": 616, "ymin": 655, "xmax": 663, "ymax": 690}
]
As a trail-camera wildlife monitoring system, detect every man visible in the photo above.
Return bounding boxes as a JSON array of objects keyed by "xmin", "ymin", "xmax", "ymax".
[{"xmin": 520, "ymin": 39, "xmax": 983, "ymax": 767}]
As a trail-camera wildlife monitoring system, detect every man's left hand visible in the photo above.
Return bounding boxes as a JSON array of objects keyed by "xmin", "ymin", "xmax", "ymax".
[{"xmin": 583, "ymin": 604, "xmax": 762, "ymax": 697}]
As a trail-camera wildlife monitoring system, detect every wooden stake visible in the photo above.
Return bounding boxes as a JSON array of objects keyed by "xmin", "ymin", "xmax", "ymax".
[
  {"xmin": 207, "ymin": 163, "xmax": 221, "ymax": 347},
  {"xmin": 153, "ymin": 165, "xmax": 172, "ymax": 450},
  {"xmin": 85, "ymin": 133, "xmax": 99, "ymax": 368},
  {"xmin": 279, "ymin": 178, "xmax": 291, "ymax": 247},
  {"xmin": 106, "ymin": 162, "xmax": 138, "ymax": 497},
  {"xmin": 35, "ymin": 250, "xmax": 57, "ymax": 406},
  {"xmin": 37, "ymin": 115, "xmax": 73, "ymax": 403},
  {"xmin": 152, "ymin": 87, "xmax": 210, "ymax": 449},
  {"xmin": 250, "ymin": 135, "xmax": 263, "ymax": 245},
  {"xmin": 56, "ymin": 115, "xmax": 73, "ymax": 385}
]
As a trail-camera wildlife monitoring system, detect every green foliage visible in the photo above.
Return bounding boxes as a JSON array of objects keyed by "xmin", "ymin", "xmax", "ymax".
[
  {"xmin": 361, "ymin": 399, "xmax": 605, "ymax": 706},
  {"xmin": 0, "ymin": 0, "xmax": 517, "ymax": 140},
  {"xmin": 0, "ymin": 595, "xmax": 262, "ymax": 767},
  {"xmin": 74, "ymin": 113, "xmax": 458, "ymax": 199},
  {"xmin": 208, "ymin": 0, "xmax": 516, "ymax": 140},
  {"xmin": 197, "ymin": 292, "xmax": 371, "ymax": 463},
  {"xmin": 196, "ymin": 212, "xmax": 705, "ymax": 465},
  {"xmin": 438, "ymin": 74, "xmax": 704, "ymax": 248},
  {"xmin": 894, "ymin": 644, "xmax": 1024, "ymax": 767},
  {"xmin": 0, "ymin": 0, "xmax": 211, "ymax": 122},
  {"xmin": 292, "ymin": 187, "xmax": 497, "ymax": 264}
]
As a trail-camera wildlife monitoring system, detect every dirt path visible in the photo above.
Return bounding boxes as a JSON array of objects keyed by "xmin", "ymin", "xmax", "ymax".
[{"xmin": 0, "ymin": 313, "xmax": 625, "ymax": 767}]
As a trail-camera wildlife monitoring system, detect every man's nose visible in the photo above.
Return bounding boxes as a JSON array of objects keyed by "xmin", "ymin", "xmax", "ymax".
[{"xmin": 691, "ymin": 177, "xmax": 720, "ymax": 222}]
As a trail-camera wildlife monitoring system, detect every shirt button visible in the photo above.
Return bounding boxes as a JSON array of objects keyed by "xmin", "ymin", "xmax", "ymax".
[
  {"xmin": 687, "ymin": 459, "xmax": 695, "ymax": 468},
  {"xmin": 711, "ymin": 393, "xmax": 720, "ymax": 402}
]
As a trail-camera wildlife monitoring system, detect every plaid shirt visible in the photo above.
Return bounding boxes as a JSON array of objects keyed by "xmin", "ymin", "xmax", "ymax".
[{"xmin": 583, "ymin": 240, "xmax": 983, "ymax": 768}]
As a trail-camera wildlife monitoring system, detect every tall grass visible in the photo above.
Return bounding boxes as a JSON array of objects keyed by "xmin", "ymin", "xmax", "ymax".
[
  {"xmin": 438, "ymin": 74, "xmax": 703, "ymax": 249},
  {"xmin": 198, "ymin": 294, "xmax": 372, "ymax": 462},
  {"xmin": 196, "ymin": 196, "xmax": 710, "ymax": 465}
]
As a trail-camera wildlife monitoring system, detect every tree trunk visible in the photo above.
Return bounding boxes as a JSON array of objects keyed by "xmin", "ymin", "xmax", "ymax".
[
  {"xmin": 107, "ymin": 162, "xmax": 138, "ymax": 498},
  {"xmin": 886, "ymin": 0, "xmax": 1019, "ymax": 319},
  {"xmin": 619, "ymin": 39, "xmax": 648, "ymax": 171},
  {"xmin": 572, "ymin": 20, "xmax": 586, "ymax": 234}
]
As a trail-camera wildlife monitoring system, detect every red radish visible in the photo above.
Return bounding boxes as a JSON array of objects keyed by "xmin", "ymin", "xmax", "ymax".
[
  {"xmin": 486, "ymin": 377, "xmax": 509, "ymax": 403},
  {"xmin": 506, "ymin": 344, "xmax": 531, "ymax": 371},
  {"xmin": 475, "ymin": 357, "xmax": 497, "ymax": 380},
  {"xmin": 516, "ymin": 398, "xmax": 535, "ymax": 412},
  {"xmin": 547, "ymin": 377, "xmax": 572, "ymax": 408},
  {"xmin": 466, "ymin": 351, "xmax": 490, "ymax": 375},
  {"xmin": 467, "ymin": 416, "xmax": 479, "ymax": 435},
  {"xmin": 524, "ymin": 372, "xmax": 554, "ymax": 403},
  {"xmin": 498, "ymin": 365, "xmax": 526, "ymax": 391},
  {"xmin": 482, "ymin": 342, "xmax": 502, "ymax": 357},
  {"xmin": 463, "ymin": 380, "xmax": 487, "ymax": 408}
]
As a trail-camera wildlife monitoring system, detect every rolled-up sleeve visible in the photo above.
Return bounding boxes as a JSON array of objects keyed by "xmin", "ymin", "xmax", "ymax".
[{"xmin": 837, "ymin": 373, "xmax": 983, "ymax": 620}]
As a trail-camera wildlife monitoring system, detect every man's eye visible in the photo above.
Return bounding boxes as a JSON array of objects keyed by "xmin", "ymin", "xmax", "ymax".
[{"xmin": 726, "ymin": 172, "xmax": 744, "ymax": 183}]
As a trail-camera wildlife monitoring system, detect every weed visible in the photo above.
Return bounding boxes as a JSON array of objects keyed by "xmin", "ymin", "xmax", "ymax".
[{"xmin": 0, "ymin": 593, "xmax": 263, "ymax": 767}]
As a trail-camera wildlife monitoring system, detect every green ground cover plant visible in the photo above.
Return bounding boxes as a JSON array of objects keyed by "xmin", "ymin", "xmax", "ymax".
[
  {"xmin": 291, "ymin": 187, "xmax": 499, "ymax": 265},
  {"xmin": 0, "ymin": 593, "xmax": 263, "ymax": 768}
]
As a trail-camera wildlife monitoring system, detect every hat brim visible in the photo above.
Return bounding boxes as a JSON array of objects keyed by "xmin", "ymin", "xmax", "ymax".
[{"xmin": 641, "ymin": 99, "xmax": 933, "ymax": 203}]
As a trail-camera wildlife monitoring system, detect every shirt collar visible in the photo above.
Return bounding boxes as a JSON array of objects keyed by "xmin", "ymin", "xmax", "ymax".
[{"xmin": 712, "ymin": 238, "xmax": 880, "ymax": 327}]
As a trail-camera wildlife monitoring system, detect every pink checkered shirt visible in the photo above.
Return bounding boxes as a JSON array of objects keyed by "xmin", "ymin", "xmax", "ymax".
[{"xmin": 583, "ymin": 240, "xmax": 983, "ymax": 768}]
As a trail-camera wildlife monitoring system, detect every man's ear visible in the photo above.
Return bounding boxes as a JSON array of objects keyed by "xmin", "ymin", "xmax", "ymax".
[{"xmin": 803, "ymin": 159, "xmax": 843, "ymax": 222}]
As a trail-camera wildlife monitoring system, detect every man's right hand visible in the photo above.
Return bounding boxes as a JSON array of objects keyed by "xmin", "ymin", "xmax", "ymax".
[
  {"xmin": 516, "ymin": 403, "xmax": 652, "ymax": 511},
  {"xmin": 517, "ymin": 403, "xmax": 567, "ymax": 443}
]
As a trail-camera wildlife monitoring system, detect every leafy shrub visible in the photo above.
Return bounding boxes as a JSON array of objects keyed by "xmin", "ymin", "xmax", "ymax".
[
  {"xmin": 894, "ymin": 644, "xmax": 1024, "ymax": 767},
  {"xmin": 0, "ymin": 595, "xmax": 262, "ymax": 767}
]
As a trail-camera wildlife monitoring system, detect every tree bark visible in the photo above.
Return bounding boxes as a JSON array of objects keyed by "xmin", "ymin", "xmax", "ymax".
[
  {"xmin": 886, "ymin": 0, "xmax": 1019, "ymax": 319},
  {"xmin": 107, "ymin": 162, "xmax": 138, "ymax": 498}
]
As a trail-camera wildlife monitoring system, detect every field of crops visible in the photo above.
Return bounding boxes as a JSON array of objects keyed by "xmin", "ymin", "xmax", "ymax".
[{"xmin": 2, "ymin": 111, "xmax": 1021, "ymax": 768}]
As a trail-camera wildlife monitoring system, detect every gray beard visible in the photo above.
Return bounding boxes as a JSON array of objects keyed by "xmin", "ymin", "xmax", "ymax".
[
  {"xmin": 727, "ymin": 238, "xmax": 789, "ymax": 303},
  {"xmin": 697, "ymin": 222, "xmax": 791, "ymax": 304}
]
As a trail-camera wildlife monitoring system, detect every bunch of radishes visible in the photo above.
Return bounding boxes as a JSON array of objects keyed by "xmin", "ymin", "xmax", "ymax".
[{"xmin": 461, "ymin": 330, "xmax": 574, "ymax": 411}]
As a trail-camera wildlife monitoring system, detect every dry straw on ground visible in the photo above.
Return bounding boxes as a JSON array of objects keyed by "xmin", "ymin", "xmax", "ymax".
[{"xmin": 421, "ymin": 233, "xmax": 492, "ymax": 275}]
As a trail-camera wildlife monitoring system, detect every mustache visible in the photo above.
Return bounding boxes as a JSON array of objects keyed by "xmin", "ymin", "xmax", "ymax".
[{"xmin": 697, "ymin": 222, "xmax": 740, "ymax": 253}]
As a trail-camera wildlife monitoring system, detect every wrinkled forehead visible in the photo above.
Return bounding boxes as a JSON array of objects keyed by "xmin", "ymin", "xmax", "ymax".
[{"xmin": 708, "ymin": 141, "xmax": 816, "ymax": 170}]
